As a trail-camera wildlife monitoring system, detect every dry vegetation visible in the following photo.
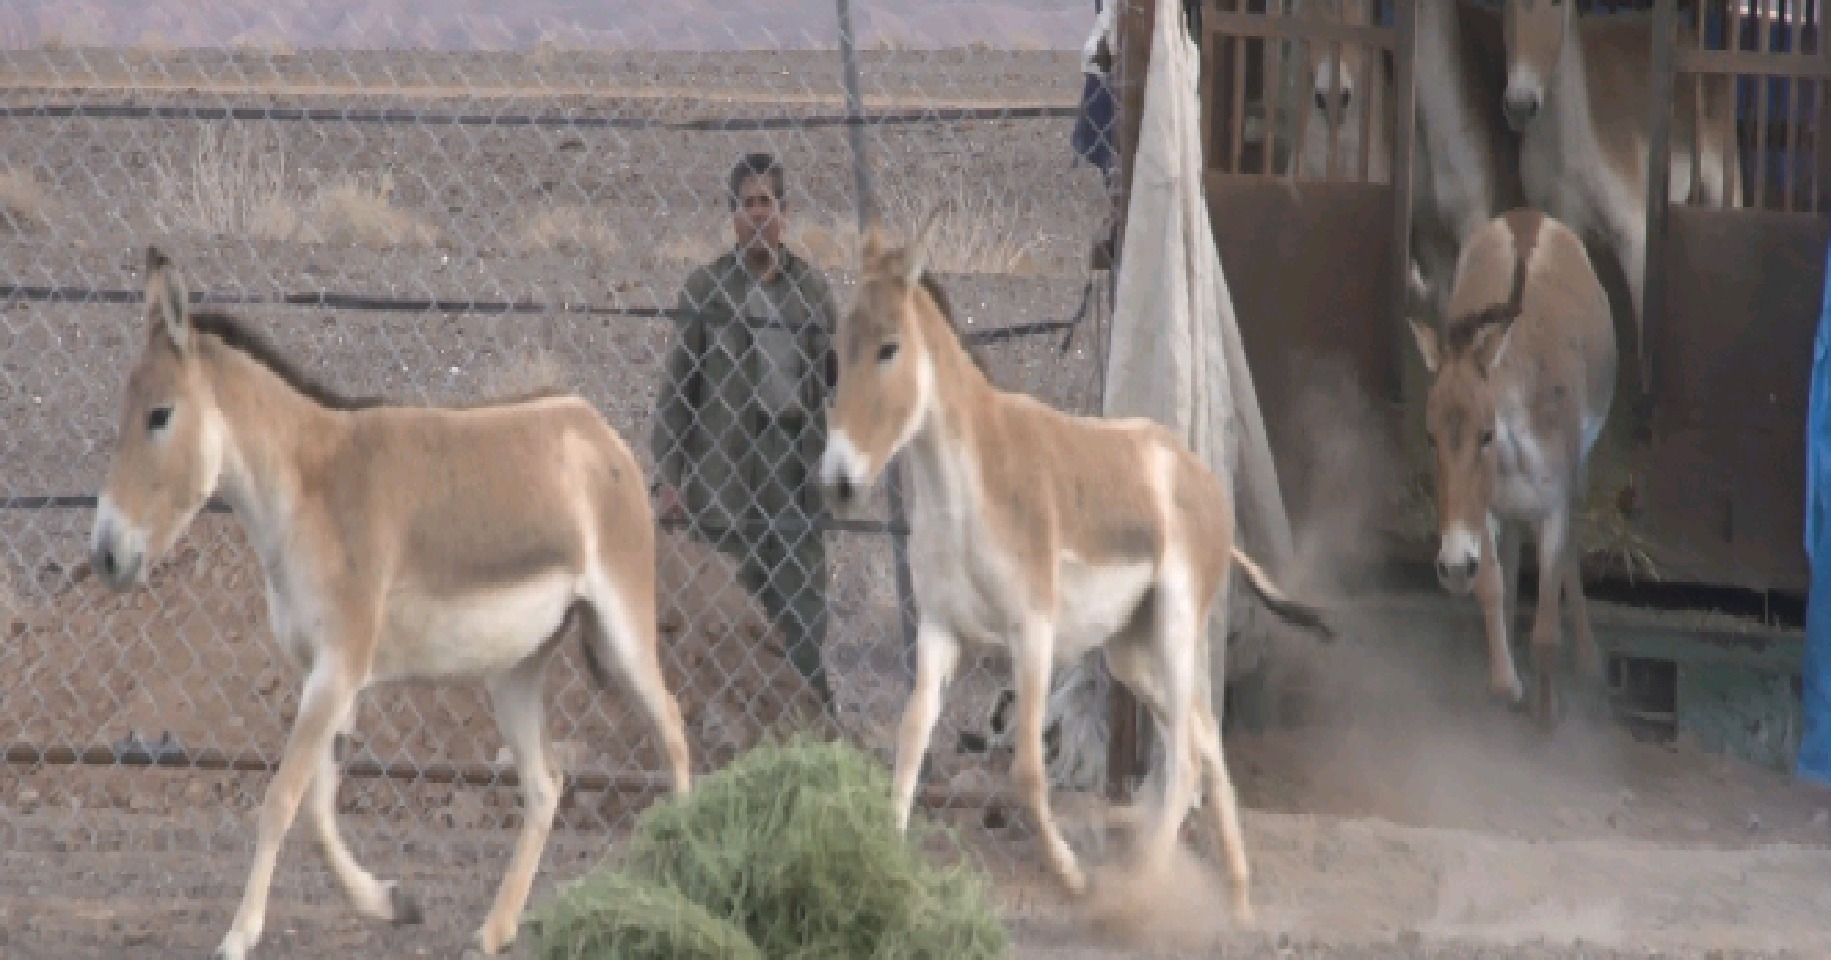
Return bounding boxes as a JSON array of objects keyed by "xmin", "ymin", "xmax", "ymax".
[
  {"xmin": 146, "ymin": 125, "xmax": 441, "ymax": 248},
  {"xmin": 0, "ymin": 168, "xmax": 51, "ymax": 232}
]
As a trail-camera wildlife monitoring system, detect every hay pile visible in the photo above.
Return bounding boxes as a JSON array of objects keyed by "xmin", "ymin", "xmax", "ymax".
[{"xmin": 525, "ymin": 736, "xmax": 1010, "ymax": 960}]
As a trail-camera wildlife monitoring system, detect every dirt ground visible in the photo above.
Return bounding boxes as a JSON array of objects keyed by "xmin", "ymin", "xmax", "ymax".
[{"xmin": 7, "ymin": 589, "xmax": 1831, "ymax": 959}]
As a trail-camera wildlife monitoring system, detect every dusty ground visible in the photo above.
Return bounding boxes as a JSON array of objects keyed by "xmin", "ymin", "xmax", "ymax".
[
  {"xmin": 6, "ymin": 590, "xmax": 1831, "ymax": 959},
  {"xmin": 3, "ymin": 47, "xmax": 1829, "ymax": 960}
]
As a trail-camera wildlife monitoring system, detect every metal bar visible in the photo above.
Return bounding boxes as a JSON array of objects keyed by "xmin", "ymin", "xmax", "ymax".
[
  {"xmin": 835, "ymin": 0, "xmax": 922, "ymax": 677},
  {"xmin": 1106, "ymin": 0, "xmax": 1157, "ymax": 806},
  {"xmin": 0, "ymin": 742, "xmax": 1011, "ymax": 810},
  {"xmin": 0, "ymin": 103, "xmax": 1080, "ymax": 127},
  {"xmin": 1645, "ymin": 0, "xmax": 1678, "ymax": 400},
  {"xmin": 1232, "ymin": 33, "xmax": 1249, "ymax": 173},
  {"xmin": 1202, "ymin": 10, "xmax": 1396, "ymax": 45},
  {"xmin": 1389, "ymin": 0, "xmax": 1418, "ymax": 407},
  {"xmin": 1756, "ymin": 9, "xmax": 1774, "ymax": 208},
  {"xmin": 1674, "ymin": 46, "xmax": 1831, "ymax": 76}
]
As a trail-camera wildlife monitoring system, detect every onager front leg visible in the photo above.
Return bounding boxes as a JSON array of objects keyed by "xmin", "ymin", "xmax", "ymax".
[
  {"xmin": 216, "ymin": 657, "xmax": 364, "ymax": 960},
  {"xmin": 1530, "ymin": 508, "xmax": 1574, "ymax": 728},
  {"xmin": 474, "ymin": 656, "xmax": 564, "ymax": 955},
  {"xmin": 892, "ymin": 620, "xmax": 960, "ymax": 832},
  {"xmin": 1475, "ymin": 521, "xmax": 1526, "ymax": 704},
  {"xmin": 1016, "ymin": 615, "xmax": 1085, "ymax": 894},
  {"xmin": 307, "ymin": 699, "xmax": 419, "ymax": 926}
]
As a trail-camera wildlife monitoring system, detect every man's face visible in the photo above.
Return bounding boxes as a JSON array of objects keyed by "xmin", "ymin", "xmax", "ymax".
[{"xmin": 732, "ymin": 173, "xmax": 786, "ymax": 257}]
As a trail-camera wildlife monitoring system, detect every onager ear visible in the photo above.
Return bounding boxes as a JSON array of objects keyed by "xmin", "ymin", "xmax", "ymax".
[
  {"xmin": 1408, "ymin": 317, "xmax": 1442, "ymax": 374},
  {"xmin": 903, "ymin": 206, "xmax": 944, "ymax": 286},
  {"xmin": 861, "ymin": 220, "xmax": 891, "ymax": 269},
  {"xmin": 144, "ymin": 245, "xmax": 191, "ymax": 354},
  {"xmin": 1472, "ymin": 315, "xmax": 1519, "ymax": 373},
  {"xmin": 1404, "ymin": 260, "xmax": 1432, "ymax": 321}
]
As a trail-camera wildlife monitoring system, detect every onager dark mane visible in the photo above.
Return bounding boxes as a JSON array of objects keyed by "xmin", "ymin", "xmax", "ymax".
[
  {"xmin": 914, "ymin": 271, "xmax": 993, "ymax": 377},
  {"xmin": 1440, "ymin": 224, "xmax": 1533, "ymax": 361},
  {"xmin": 190, "ymin": 312, "xmax": 568, "ymax": 412}
]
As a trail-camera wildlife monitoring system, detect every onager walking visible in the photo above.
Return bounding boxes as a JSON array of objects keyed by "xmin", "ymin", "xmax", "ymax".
[
  {"xmin": 816, "ymin": 219, "xmax": 1335, "ymax": 918},
  {"xmin": 1499, "ymin": 0, "xmax": 1740, "ymax": 367},
  {"xmin": 1409, "ymin": 210, "xmax": 1618, "ymax": 727},
  {"xmin": 89, "ymin": 247, "xmax": 694, "ymax": 960}
]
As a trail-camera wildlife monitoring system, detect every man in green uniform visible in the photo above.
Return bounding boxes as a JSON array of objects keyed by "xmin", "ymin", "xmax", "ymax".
[{"xmin": 651, "ymin": 152, "xmax": 839, "ymax": 713}]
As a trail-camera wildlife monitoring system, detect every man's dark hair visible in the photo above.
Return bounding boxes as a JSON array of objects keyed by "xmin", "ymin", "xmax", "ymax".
[{"xmin": 727, "ymin": 152, "xmax": 787, "ymax": 210}]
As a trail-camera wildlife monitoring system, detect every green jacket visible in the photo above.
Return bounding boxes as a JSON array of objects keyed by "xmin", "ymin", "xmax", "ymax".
[{"xmin": 651, "ymin": 247, "xmax": 838, "ymax": 538}]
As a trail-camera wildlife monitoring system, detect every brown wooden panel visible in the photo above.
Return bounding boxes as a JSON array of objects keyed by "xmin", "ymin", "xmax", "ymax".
[
  {"xmin": 1204, "ymin": 174, "xmax": 1398, "ymax": 504},
  {"xmin": 1642, "ymin": 206, "xmax": 1827, "ymax": 594}
]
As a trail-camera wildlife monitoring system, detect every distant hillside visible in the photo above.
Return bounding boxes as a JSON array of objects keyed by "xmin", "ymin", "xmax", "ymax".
[{"xmin": 0, "ymin": 1, "xmax": 1096, "ymax": 52}]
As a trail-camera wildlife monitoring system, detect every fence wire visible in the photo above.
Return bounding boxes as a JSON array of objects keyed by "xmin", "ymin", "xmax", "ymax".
[{"xmin": 0, "ymin": 0, "xmax": 1125, "ymax": 938}]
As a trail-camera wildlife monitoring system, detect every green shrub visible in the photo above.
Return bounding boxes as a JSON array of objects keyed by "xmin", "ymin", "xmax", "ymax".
[{"xmin": 525, "ymin": 735, "xmax": 1009, "ymax": 960}]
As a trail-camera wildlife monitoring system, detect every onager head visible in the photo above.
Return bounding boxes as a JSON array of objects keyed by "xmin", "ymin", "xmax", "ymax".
[
  {"xmin": 1500, "ymin": 0, "xmax": 1571, "ymax": 131},
  {"xmin": 816, "ymin": 214, "xmax": 945, "ymax": 516},
  {"xmin": 91, "ymin": 247, "xmax": 227, "ymax": 591},
  {"xmin": 1408, "ymin": 249, "xmax": 1528, "ymax": 595}
]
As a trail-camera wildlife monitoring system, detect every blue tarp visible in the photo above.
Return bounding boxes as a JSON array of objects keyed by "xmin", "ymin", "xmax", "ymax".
[{"xmin": 1800, "ymin": 230, "xmax": 1831, "ymax": 785}]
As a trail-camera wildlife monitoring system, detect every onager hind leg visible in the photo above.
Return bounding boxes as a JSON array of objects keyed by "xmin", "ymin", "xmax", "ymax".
[
  {"xmin": 1108, "ymin": 635, "xmax": 1253, "ymax": 922},
  {"xmin": 892, "ymin": 620, "xmax": 960, "ymax": 832},
  {"xmin": 1138, "ymin": 578, "xmax": 1200, "ymax": 886},
  {"xmin": 473, "ymin": 654, "xmax": 562, "ymax": 955},
  {"xmin": 216, "ymin": 655, "xmax": 365, "ymax": 960},
  {"xmin": 581, "ymin": 584, "xmax": 693, "ymax": 796},
  {"xmin": 1016, "ymin": 615, "xmax": 1086, "ymax": 894}
]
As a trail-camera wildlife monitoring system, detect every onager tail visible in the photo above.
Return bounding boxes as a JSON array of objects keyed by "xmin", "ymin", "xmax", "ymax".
[{"xmin": 1229, "ymin": 545, "xmax": 1336, "ymax": 641}]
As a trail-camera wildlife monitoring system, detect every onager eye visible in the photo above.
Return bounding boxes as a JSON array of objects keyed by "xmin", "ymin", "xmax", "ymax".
[
  {"xmin": 877, "ymin": 342, "xmax": 899, "ymax": 363},
  {"xmin": 147, "ymin": 406, "xmax": 173, "ymax": 432},
  {"xmin": 1480, "ymin": 428, "xmax": 1496, "ymax": 447}
]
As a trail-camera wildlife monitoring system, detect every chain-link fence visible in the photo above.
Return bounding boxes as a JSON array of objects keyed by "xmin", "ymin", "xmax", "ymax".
[{"xmin": 0, "ymin": 1, "xmax": 1124, "ymax": 946}]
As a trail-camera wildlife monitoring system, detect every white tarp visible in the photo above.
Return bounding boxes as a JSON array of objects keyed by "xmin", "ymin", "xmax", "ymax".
[{"xmin": 1044, "ymin": 0, "xmax": 1298, "ymax": 796}]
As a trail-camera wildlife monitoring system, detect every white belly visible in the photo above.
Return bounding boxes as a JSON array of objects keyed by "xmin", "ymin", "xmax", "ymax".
[
  {"xmin": 1053, "ymin": 555, "xmax": 1157, "ymax": 663},
  {"xmin": 374, "ymin": 573, "xmax": 578, "ymax": 682}
]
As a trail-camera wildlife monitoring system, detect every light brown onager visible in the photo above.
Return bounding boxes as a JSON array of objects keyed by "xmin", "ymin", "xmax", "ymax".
[
  {"xmin": 89, "ymin": 247, "xmax": 693, "ymax": 960},
  {"xmin": 1409, "ymin": 209, "xmax": 1617, "ymax": 727},
  {"xmin": 1500, "ymin": 0, "xmax": 1741, "ymax": 368},
  {"xmin": 815, "ymin": 218, "xmax": 1336, "ymax": 916}
]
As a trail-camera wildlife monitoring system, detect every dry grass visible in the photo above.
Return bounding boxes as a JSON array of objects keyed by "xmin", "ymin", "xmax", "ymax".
[
  {"xmin": 298, "ymin": 172, "xmax": 441, "ymax": 249},
  {"xmin": 792, "ymin": 181, "xmax": 1050, "ymax": 276},
  {"xmin": 147, "ymin": 127, "xmax": 439, "ymax": 249},
  {"xmin": 0, "ymin": 170, "xmax": 52, "ymax": 232},
  {"xmin": 478, "ymin": 345, "xmax": 574, "ymax": 399},
  {"xmin": 148, "ymin": 125, "xmax": 301, "ymax": 240},
  {"xmin": 514, "ymin": 205, "xmax": 623, "ymax": 259}
]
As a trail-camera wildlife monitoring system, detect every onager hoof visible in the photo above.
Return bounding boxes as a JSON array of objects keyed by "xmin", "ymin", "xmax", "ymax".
[
  {"xmin": 1491, "ymin": 676, "xmax": 1525, "ymax": 705},
  {"xmin": 472, "ymin": 913, "xmax": 521, "ymax": 957}
]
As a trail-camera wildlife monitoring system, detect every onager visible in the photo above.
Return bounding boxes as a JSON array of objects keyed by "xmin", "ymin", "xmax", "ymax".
[
  {"xmin": 1412, "ymin": 0, "xmax": 1526, "ymax": 326},
  {"xmin": 1299, "ymin": 0, "xmax": 1522, "ymax": 328},
  {"xmin": 1500, "ymin": 0, "xmax": 1741, "ymax": 361},
  {"xmin": 816, "ymin": 220, "xmax": 1335, "ymax": 916},
  {"xmin": 89, "ymin": 247, "xmax": 693, "ymax": 960},
  {"xmin": 1409, "ymin": 210, "xmax": 1617, "ymax": 727}
]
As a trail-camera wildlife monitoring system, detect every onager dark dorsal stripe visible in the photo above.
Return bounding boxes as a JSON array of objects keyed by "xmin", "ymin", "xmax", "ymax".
[
  {"xmin": 91, "ymin": 246, "xmax": 692, "ymax": 960},
  {"xmin": 817, "ymin": 215, "xmax": 1335, "ymax": 917},
  {"xmin": 1409, "ymin": 209, "xmax": 1617, "ymax": 728}
]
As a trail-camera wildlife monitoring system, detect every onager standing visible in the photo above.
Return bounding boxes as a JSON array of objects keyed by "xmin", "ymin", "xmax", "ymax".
[
  {"xmin": 816, "ymin": 219, "xmax": 1335, "ymax": 917},
  {"xmin": 1411, "ymin": 0, "xmax": 1525, "ymax": 327},
  {"xmin": 1409, "ymin": 210, "xmax": 1617, "ymax": 727},
  {"xmin": 1499, "ymin": 0, "xmax": 1741, "ymax": 365},
  {"xmin": 89, "ymin": 248, "xmax": 693, "ymax": 960}
]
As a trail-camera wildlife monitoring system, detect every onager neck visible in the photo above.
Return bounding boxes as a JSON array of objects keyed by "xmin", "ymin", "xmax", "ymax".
[
  {"xmin": 899, "ymin": 287, "xmax": 998, "ymax": 523},
  {"xmin": 198, "ymin": 335, "xmax": 347, "ymax": 540}
]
